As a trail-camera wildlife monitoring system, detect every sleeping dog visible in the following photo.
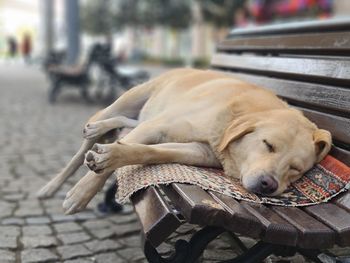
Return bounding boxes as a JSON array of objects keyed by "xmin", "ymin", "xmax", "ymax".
[{"xmin": 37, "ymin": 68, "xmax": 332, "ymax": 214}]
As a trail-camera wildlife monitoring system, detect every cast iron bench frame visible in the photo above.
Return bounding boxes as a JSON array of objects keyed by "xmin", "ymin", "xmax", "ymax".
[
  {"xmin": 128, "ymin": 19, "xmax": 350, "ymax": 263},
  {"xmin": 46, "ymin": 43, "xmax": 114, "ymax": 103}
]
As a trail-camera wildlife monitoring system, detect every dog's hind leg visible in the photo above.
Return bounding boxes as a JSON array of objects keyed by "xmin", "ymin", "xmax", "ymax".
[
  {"xmin": 37, "ymin": 78, "xmax": 158, "ymax": 199},
  {"xmin": 83, "ymin": 116, "xmax": 138, "ymax": 140},
  {"xmin": 62, "ymin": 120, "xmax": 163, "ymax": 214},
  {"xmin": 37, "ymin": 116, "xmax": 138, "ymax": 199},
  {"xmin": 37, "ymin": 139, "xmax": 96, "ymax": 199}
]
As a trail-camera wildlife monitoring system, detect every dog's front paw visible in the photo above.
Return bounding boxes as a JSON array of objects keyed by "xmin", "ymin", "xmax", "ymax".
[
  {"xmin": 83, "ymin": 122, "xmax": 107, "ymax": 139},
  {"xmin": 63, "ymin": 172, "xmax": 105, "ymax": 214},
  {"xmin": 84, "ymin": 144, "xmax": 112, "ymax": 174},
  {"xmin": 36, "ymin": 180, "xmax": 60, "ymax": 199}
]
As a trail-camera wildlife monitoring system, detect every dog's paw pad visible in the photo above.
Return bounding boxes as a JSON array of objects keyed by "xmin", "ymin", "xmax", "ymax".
[
  {"xmin": 82, "ymin": 122, "xmax": 102, "ymax": 139},
  {"xmin": 85, "ymin": 151, "xmax": 94, "ymax": 162}
]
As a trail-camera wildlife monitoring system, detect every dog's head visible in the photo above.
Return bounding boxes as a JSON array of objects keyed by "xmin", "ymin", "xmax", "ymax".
[{"xmin": 219, "ymin": 109, "xmax": 331, "ymax": 196}]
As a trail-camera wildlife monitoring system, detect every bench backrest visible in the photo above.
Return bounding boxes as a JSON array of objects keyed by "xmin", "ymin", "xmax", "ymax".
[{"xmin": 211, "ymin": 18, "xmax": 350, "ymax": 166}]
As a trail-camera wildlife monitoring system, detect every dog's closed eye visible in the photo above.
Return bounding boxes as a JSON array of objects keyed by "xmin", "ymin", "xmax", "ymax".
[
  {"xmin": 263, "ymin": 139, "xmax": 275, "ymax": 153},
  {"xmin": 289, "ymin": 165, "xmax": 301, "ymax": 173}
]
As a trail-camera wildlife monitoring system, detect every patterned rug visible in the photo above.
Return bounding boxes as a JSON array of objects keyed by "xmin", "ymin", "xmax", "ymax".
[{"xmin": 115, "ymin": 155, "xmax": 350, "ymax": 206}]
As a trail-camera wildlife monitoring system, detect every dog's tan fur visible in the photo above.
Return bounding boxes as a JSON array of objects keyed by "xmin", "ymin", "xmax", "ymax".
[{"xmin": 37, "ymin": 68, "xmax": 332, "ymax": 214}]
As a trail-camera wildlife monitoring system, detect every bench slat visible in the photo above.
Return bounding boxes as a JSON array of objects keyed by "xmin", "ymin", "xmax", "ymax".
[
  {"xmin": 212, "ymin": 54, "xmax": 350, "ymax": 86},
  {"xmin": 228, "ymin": 19, "xmax": 350, "ymax": 37},
  {"xmin": 213, "ymin": 71, "xmax": 350, "ymax": 116},
  {"xmin": 162, "ymin": 183, "xmax": 230, "ymax": 227},
  {"xmin": 303, "ymin": 204, "xmax": 350, "ymax": 247},
  {"xmin": 241, "ymin": 202, "xmax": 298, "ymax": 246},
  {"xmin": 299, "ymin": 108, "xmax": 350, "ymax": 146},
  {"xmin": 208, "ymin": 191, "xmax": 262, "ymax": 238},
  {"xmin": 218, "ymin": 32, "xmax": 350, "ymax": 55},
  {"xmin": 272, "ymin": 207, "xmax": 335, "ymax": 249},
  {"xmin": 131, "ymin": 186, "xmax": 182, "ymax": 247},
  {"xmin": 330, "ymin": 147, "xmax": 350, "ymax": 166},
  {"xmin": 333, "ymin": 192, "xmax": 350, "ymax": 213}
]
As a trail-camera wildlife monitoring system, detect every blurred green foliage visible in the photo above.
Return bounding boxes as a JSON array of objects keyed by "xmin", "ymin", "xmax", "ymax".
[{"xmin": 80, "ymin": 0, "xmax": 247, "ymax": 36}]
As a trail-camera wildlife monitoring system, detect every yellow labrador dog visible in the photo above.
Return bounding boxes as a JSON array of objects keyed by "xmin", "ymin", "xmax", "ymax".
[{"xmin": 37, "ymin": 68, "xmax": 332, "ymax": 214}]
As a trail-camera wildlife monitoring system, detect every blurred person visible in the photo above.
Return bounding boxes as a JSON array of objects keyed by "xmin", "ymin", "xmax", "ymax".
[
  {"xmin": 248, "ymin": 0, "xmax": 333, "ymax": 24},
  {"xmin": 234, "ymin": 7, "xmax": 252, "ymax": 28},
  {"xmin": 7, "ymin": 36, "xmax": 17, "ymax": 58},
  {"xmin": 21, "ymin": 33, "xmax": 32, "ymax": 64}
]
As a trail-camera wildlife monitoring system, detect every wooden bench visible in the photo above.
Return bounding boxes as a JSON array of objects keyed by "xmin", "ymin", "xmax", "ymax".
[{"xmin": 130, "ymin": 19, "xmax": 350, "ymax": 263}]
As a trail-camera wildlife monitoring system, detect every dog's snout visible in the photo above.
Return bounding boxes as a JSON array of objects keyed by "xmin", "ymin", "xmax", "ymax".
[{"xmin": 259, "ymin": 174, "xmax": 278, "ymax": 195}]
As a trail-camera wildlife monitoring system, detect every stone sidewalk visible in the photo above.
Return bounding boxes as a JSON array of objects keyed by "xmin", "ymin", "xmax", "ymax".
[{"xmin": 0, "ymin": 64, "xmax": 248, "ymax": 263}]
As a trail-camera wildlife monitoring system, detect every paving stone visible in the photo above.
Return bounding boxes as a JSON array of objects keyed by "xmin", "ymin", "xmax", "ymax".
[
  {"xmin": 53, "ymin": 222, "xmax": 83, "ymax": 233},
  {"xmin": 51, "ymin": 213, "xmax": 77, "ymax": 222},
  {"xmin": 74, "ymin": 211, "xmax": 97, "ymax": 221},
  {"xmin": 22, "ymin": 235, "xmax": 58, "ymax": 248},
  {"xmin": 3, "ymin": 193, "xmax": 26, "ymax": 201},
  {"xmin": 114, "ymin": 221, "xmax": 141, "ymax": 236},
  {"xmin": 64, "ymin": 258, "xmax": 95, "ymax": 263},
  {"xmin": 84, "ymin": 238, "xmax": 122, "ymax": 253},
  {"xmin": 267, "ymin": 253, "xmax": 307, "ymax": 263},
  {"xmin": 239, "ymin": 236, "xmax": 257, "ymax": 249},
  {"xmin": 89, "ymin": 227, "xmax": 116, "ymax": 240},
  {"xmin": 109, "ymin": 213, "xmax": 137, "ymax": 225},
  {"xmin": 15, "ymin": 206, "xmax": 44, "ymax": 217},
  {"xmin": 118, "ymin": 235, "xmax": 141, "ymax": 247},
  {"xmin": 0, "ymin": 249, "xmax": 16, "ymax": 263},
  {"xmin": 57, "ymin": 244, "xmax": 93, "ymax": 260},
  {"xmin": 82, "ymin": 219, "xmax": 113, "ymax": 230},
  {"xmin": 0, "ymin": 236, "xmax": 17, "ymax": 249},
  {"xmin": 2, "ymin": 217, "xmax": 25, "ymax": 225},
  {"xmin": 175, "ymin": 223, "xmax": 195, "ymax": 234},
  {"xmin": 95, "ymin": 252, "xmax": 124, "ymax": 263},
  {"xmin": 120, "ymin": 204, "xmax": 134, "ymax": 214},
  {"xmin": 26, "ymin": 216, "xmax": 51, "ymax": 225},
  {"xmin": 21, "ymin": 248, "xmax": 58, "ymax": 263},
  {"xmin": 22, "ymin": 225, "xmax": 52, "ymax": 236},
  {"xmin": 203, "ymin": 249, "xmax": 238, "ymax": 261},
  {"xmin": 58, "ymin": 231, "xmax": 91, "ymax": 245},
  {"xmin": 329, "ymin": 245, "xmax": 350, "ymax": 256},
  {"xmin": 156, "ymin": 242, "xmax": 174, "ymax": 255},
  {"xmin": 0, "ymin": 201, "xmax": 16, "ymax": 218},
  {"xmin": 0, "ymin": 226, "xmax": 20, "ymax": 236},
  {"xmin": 118, "ymin": 247, "xmax": 145, "ymax": 262}
]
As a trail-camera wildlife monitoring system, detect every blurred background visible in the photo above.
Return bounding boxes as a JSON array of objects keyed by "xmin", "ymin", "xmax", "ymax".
[{"xmin": 0, "ymin": 0, "xmax": 349, "ymax": 69}]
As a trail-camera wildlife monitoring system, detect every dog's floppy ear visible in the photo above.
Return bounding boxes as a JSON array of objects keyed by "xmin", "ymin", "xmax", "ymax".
[
  {"xmin": 313, "ymin": 129, "xmax": 332, "ymax": 162},
  {"xmin": 218, "ymin": 116, "xmax": 256, "ymax": 152}
]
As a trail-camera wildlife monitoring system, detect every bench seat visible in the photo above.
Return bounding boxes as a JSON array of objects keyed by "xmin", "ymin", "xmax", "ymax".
[{"xmin": 131, "ymin": 18, "xmax": 350, "ymax": 263}]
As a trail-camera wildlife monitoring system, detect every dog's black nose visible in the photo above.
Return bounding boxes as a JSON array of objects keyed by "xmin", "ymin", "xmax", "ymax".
[{"xmin": 259, "ymin": 175, "xmax": 278, "ymax": 195}]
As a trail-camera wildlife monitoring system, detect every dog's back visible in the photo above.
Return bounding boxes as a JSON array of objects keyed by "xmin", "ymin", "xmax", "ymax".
[{"xmin": 140, "ymin": 69, "xmax": 284, "ymax": 116}]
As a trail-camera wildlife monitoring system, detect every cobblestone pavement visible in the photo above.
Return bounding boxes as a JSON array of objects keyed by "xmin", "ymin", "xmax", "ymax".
[
  {"xmin": 0, "ymin": 64, "xmax": 240, "ymax": 263},
  {"xmin": 0, "ymin": 63, "xmax": 327, "ymax": 263}
]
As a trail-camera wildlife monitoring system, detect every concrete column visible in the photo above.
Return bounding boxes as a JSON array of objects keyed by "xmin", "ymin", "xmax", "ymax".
[
  {"xmin": 65, "ymin": 0, "xmax": 80, "ymax": 65},
  {"xmin": 41, "ymin": 0, "xmax": 55, "ymax": 56}
]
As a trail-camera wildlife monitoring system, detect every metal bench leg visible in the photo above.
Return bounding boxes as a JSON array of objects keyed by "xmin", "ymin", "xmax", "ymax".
[
  {"xmin": 143, "ymin": 226, "xmax": 225, "ymax": 263},
  {"xmin": 49, "ymin": 79, "xmax": 61, "ymax": 103},
  {"xmin": 80, "ymin": 85, "xmax": 91, "ymax": 103}
]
